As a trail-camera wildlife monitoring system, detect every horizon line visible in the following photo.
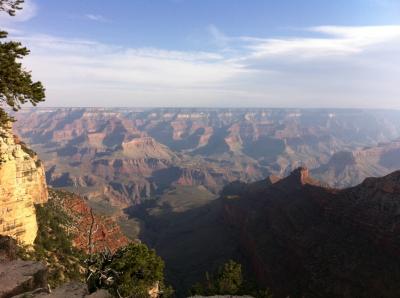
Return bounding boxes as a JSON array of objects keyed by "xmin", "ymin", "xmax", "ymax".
[{"xmin": 16, "ymin": 106, "xmax": 400, "ymax": 111}]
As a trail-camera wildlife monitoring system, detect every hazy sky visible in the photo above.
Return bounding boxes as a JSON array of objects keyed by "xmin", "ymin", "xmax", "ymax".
[{"xmin": 1, "ymin": 0, "xmax": 400, "ymax": 108}]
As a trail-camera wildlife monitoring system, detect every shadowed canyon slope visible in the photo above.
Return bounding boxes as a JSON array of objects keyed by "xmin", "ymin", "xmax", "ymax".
[
  {"xmin": 221, "ymin": 168, "xmax": 400, "ymax": 297},
  {"xmin": 14, "ymin": 108, "xmax": 400, "ymax": 206},
  {"xmin": 136, "ymin": 167, "xmax": 400, "ymax": 297}
]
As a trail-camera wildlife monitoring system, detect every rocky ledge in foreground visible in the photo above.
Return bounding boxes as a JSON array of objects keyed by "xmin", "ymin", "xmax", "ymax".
[
  {"xmin": 0, "ymin": 259, "xmax": 47, "ymax": 298},
  {"xmin": 0, "ymin": 235, "xmax": 111, "ymax": 298}
]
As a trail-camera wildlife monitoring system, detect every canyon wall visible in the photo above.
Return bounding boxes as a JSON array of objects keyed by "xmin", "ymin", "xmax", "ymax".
[
  {"xmin": 0, "ymin": 123, "xmax": 48, "ymax": 245},
  {"xmin": 14, "ymin": 108, "xmax": 400, "ymax": 205},
  {"xmin": 220, "ymin": 168, "xmax": 400, "ymax": 297}
]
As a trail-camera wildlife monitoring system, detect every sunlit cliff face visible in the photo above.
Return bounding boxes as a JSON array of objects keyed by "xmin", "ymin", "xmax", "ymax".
[{"xmin": 0, "ymin": 123, "xmax": 48, "ymax": 245}]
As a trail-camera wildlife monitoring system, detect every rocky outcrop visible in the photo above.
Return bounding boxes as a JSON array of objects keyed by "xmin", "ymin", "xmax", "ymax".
[
  {"xmin": 313, "ymin": 140, "xmax": 400, "ymax": 188},
  {"xmin": 221, "ymin": 168, "xmax": 400, "ymax": 297},
  {"xmin": 0, "ymin": 260, "xmax": 48, "ymax": 298},
  {"xmin": 0, "ymin": 123, "xmax": 48, "ymax": 245},
  {"xmin": 330, "ymin": 171, "xmax": 400, "ymax": 254},
  {"xmin": 121, "ymin": 137, "xmax": 177, "ymax": 161},
  {"xmin": 0, "ymin": 236, "xmax": 47, "ymax": 298},
  {"xmin": 0, "ymin": 261, "xmax": 112, "ymax": 298},
  {"xmin": 0, "ymin": 260, "xmax": 110, "ymax": 298},
  {"xmin": 0, "ymin": 235, "xmax": 17, "ymax": 262},
  {"xmin": 17, "ymin": 282, "xmax": 112, "ymax": 298},
  {"xmin": 49, "ymin": 190, "xmax": 130, "ymax": 254}
]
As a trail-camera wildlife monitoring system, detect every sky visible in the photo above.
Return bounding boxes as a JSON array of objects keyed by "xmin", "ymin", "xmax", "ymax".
[{"xmin": 1, "ymin": 0, "xmax": 400, "ymax": 108}]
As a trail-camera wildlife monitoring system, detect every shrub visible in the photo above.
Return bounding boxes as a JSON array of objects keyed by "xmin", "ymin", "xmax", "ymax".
[
  {"xmin": 20, "ymin": 198, "xmax": 87, "ymax": 288},
  {"xmin": 87, "ymin": 243, "xmax": 173, "ymax": 297}
]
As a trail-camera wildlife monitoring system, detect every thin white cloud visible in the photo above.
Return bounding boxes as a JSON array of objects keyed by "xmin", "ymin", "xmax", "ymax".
[
  {"xmin": 18, "ymin": 34, "xmax": 245, "ymax": 91},
  {"xmin": 8, "ymin": 25, "xmax": 400, "ymax": 108},
  {"xmin": 232, "ymin": 26, "xmax": 400, "ymax": 108},
  {"xmin": 244, "ymin": 25, "xmax": 400, "ymax": 59},
  {"xmin": 208, "ymin": 24, "xmax": 229, "ymax": 48},
  {"xmin": 85, "ymin": 14, "xmax": 109, "ymax": 23},
  {"xmin": 0, "ymin": 26, "xmax": 22, "ymax": 34}
]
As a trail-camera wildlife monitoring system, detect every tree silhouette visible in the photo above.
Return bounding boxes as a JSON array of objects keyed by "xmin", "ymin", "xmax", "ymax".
[
  {"xmin": 0, "ymin": 0, "xmax": 23, "ymax": 16},
  {"xmin": 0, "ymin": 0, "xmax": 45, "ymax": 125}
]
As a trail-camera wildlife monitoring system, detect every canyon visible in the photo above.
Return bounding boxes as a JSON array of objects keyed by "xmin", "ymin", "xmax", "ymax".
[
  {"xmin": 138, "ymin": 167, "xmax": 400, "ymax": 297},
  {"xmin": 14, "ymin": 108, "xmax": 400, "ymax": 208},
  {"xmin": 7, "ymin": 107, "xmax": 400, "ymax": 297},
  {"xmin": 219, "ymin": 167, "xmax": 400, "ymax": 297},
  {"xmin": 312, "ymin": 140, "xmax": 400, "ymax": 187}
]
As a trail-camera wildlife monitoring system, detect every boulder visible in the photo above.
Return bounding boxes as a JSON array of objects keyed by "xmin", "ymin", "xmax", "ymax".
[
  {"xmin": 0, "ymin": 260, "xmax": 47, "ymax": 298},
  {"xmin": 12, "ymin": 282, "xmax": 112, "ymax": 298}
]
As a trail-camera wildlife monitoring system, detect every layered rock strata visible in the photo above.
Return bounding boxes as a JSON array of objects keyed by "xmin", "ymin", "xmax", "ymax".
[{"xmin": 0, "ymin": 123, "xmax": 48, "ymax": 245}]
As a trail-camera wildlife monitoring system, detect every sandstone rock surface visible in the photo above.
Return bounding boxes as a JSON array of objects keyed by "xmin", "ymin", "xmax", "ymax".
[
  {"xmin": 0, "ymin": 260, "xmax": 47, "ymax": 298},
  {"xmin": 23, "ymin": 282, "xmax": 112, "ymax": 298},
  {"xmin": 0, "ymin": 123, "xmax": 48, "ymax": 245},
  {"xmin": 11, "ymin": 282, "xmax": 112, "ymax": 298}
]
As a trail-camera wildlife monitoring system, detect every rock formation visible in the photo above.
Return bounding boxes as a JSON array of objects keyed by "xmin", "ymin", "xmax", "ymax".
[
  {"xmin": 313, "ymin": 140, "xmax": 400, "ymax": 187},
  {"xmin": 0, "ymin": 259, "xmax": 48, "ymax": 297},
  {"xmin": 15, "ymin": 282, "xmax": 112, "ymax": 298},
  {"xmin": 138, "ymin": 167, "xmax": 400, "ymax": 297},
  {"xmin": 14, "ymin": 107, "xmax": 400, "ymax": 205},
  {"xmin": 0, "ymin": 123, "xmax": 48, "ymax": 245},
  {"xmin": 50, "ymin": 189, "xmax": 130, "ymax": 253},
  {"xmin": 220, "ymin": 167, "xmax": 400, "ymax": 297}
]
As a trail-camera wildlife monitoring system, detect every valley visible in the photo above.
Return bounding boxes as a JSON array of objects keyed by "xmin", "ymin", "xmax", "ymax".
[
  {"xmin": 14, "ymin": 108, "xmax": 400, "ymax": 207},
  {"xmin": 12, "ymin": 107, "xmax": 400, "ymax": 296}
]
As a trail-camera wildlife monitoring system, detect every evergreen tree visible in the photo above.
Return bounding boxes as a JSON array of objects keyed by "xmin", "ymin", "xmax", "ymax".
[
  {"xmin": 87, "ymin": 243, "xmax": 173, "ymax": 297},
  {"xmin": 214, "ymin": 260, "xmax": 243, "ymax": 295},
  {"xmin": 190, "ymin": 260, "xmax": 273, "ymax": 297},
  {"xmin": 0, "ymin": 0, "xmax": 45, "ymax": 125},
  {"xmin": 0, "ymin": 0, "xmax": 23, "ymax": 16},
  {"xmin": 190, "ymin": 260, "xmax": 243, "ymax": 296}
]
